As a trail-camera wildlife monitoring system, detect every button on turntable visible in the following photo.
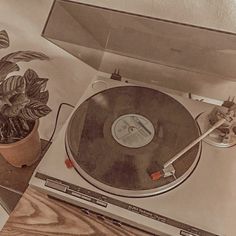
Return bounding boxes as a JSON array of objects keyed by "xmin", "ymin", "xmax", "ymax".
[{"xmin": 92, "ymin": 80, "xmax": 108, "ymax": 91}]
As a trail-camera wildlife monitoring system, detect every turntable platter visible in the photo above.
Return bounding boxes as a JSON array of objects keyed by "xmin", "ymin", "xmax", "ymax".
[{"xmin": 65, "ymin": 86, "xmax": 201, "ymax": 197}]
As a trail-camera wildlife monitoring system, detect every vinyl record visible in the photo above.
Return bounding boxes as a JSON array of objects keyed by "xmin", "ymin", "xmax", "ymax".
[{"xmin": 65, "ymin": 86, "xmax": 201, "ymax": 197}]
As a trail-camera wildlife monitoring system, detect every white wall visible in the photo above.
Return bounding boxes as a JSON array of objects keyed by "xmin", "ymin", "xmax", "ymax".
[
  {"xmin": 152, "ymin": 0, "xmax": 236, "ymax": 33},
  {"xmin": 73, "ymin": 0, "xmax": 236, "ymax": 33}
]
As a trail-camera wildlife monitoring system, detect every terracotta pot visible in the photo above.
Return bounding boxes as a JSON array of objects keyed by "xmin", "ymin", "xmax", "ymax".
[{"xmin": 0, "ymin": 120, "xmax": 41, "ymax": 168}]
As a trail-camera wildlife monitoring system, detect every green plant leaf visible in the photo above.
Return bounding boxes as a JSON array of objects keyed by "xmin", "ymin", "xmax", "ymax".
[
  {"xmin": 17, "ymin": 117, "xmax": 30, "ymax": 131},
  {"xmin": 0, "ymin": 50, "xmax": 49, "ymax": 63},
  {"xmin": 0, "ymin": 97, "xmax": 11, "ymax": 111},
  {"xmin": 2, "ymin": 104, "xmax": 24, "ymax": 117},
  {"xmin": 2, "ymin": 75, "xmax": 26, "ymax": 94},
  {"xmin": 24, "ymin": 69, "xmax": 49, "ymax": 98},
  {"xmin": 1, "ymin": 94, "xmax": 30, "ymax": 117},
  {"xmin": 26, "ymin": 78, "xmax": 48, "ymax": 99},
  {"xmin": 38, "ymin": 78, "xmax": 48, "ymax": 91},
  {"xmin": 24, "ymin": 69, "xmax": 38, "ymax": 86},
  {"xmin": 19, "ymin": 100, "xmax": 51, "ymax": 120},
  {"xmin": 0, "ymin": 61, "xmax": 19, "ymax": 81},
  {"xmin": 0, "ymin": 117, "xmax": 32, "ymax": 143},
  {"xmin": 0, "ymin": 76, "xmax": 26, "ymax": 111},
  {"xmin": 11, "ymin": 93, "xmax": 30, "ymax": 106},
  {"xmin": 0, "ymin": 30, "xmax": 9, "ymax": 49},
  {"xmin": 36, "ymin": 90, "xmax": 49, "ymax": 104}
]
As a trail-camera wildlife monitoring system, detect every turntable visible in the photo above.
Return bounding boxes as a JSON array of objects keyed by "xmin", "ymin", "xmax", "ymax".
[
  {"xmin": 30, "ymin": 1, "xmax": 236, "ymax": 235},
  {"xmin": 30, "ymin": 73, "xmax": 236, "ymax": 236}
]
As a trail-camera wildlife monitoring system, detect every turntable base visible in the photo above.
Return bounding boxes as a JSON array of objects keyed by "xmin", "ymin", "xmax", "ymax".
[{"xmin": 30, "ymin": 76, "xmax": 236, "ymax": 236}]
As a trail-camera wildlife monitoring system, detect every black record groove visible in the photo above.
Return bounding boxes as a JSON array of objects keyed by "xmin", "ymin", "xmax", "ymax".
[{"xmin": 65, "ymin": 86, "xmax": 201, "ymax": 197}]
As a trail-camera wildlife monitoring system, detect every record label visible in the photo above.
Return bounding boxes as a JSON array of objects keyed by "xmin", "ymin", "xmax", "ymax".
[{"xmin": 111, "ymin": 114, "xmax": 155, "ymax": 148}]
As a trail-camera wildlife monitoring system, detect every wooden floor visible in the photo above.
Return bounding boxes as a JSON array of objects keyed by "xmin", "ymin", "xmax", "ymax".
[{"xmin": 0, "ymin": 187, "xmax": 154, "ymax": 236}]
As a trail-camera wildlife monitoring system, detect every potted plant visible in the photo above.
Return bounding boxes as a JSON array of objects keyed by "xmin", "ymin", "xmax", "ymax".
[{"xmin": 0, "ymin": 30, "xmax": 51, "ymax": 167}]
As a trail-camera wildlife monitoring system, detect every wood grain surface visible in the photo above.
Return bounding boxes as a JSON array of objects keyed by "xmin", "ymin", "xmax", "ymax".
[{"xmin": 0, "ymin": 187, "xmax": 154, "ymax": 236}]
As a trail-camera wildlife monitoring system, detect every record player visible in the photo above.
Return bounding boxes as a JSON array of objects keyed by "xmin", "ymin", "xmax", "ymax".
[{"xmin": 30, "ymin": 1, "xmax": 236, "ymax": 235}]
